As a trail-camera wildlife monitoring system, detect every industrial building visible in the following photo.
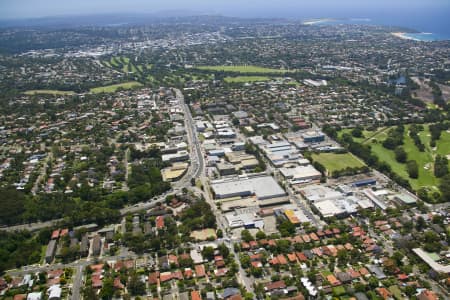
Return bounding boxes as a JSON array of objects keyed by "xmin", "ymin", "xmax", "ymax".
[
  {"xmin": 261, "ymin": 141, "xmax": 301, "ymax": 167},
  {"xmin": 279, "ymin": 165, "xmax": 321, "ymax": 183},
  {"xmin": 211, "ymin": 175, "xmax": 286, "ymax": 201},
  {"xmin": 45, "ymin": 239, "xmax": 57, "ymax": 263},
  {"xmin": 300, "ymin": 184, "xmax": 361, "ymax": 218}
]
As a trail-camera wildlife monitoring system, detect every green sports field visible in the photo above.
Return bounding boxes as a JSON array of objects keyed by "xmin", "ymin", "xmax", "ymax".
[
  {"xmin": 195, "ymin": 65, "xmax": 293, "ymax": 73},
  {"xmin": 224, "ymin": 76, "xmax": 271, "ymax": 83},
  {"xmin": 90, "ymin": 81, "xmax": 143, "ymax": 94},
  {"xmin": 24, "ymin": 90, "xmax": 75, "ymax": 95},
  {"xmin": 311, "ymin": 152, "xmax": 365, "ymax": 172}
]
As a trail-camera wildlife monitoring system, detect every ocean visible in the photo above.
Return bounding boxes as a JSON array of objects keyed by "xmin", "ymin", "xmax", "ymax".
[{"xmin": 302, "ymin": 8, "xmax": 450, "ymax": 42}]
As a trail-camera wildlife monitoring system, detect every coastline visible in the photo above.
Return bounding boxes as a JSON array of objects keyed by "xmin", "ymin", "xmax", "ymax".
[
  {"xmin": 391, "ymin": 32, "xmax": 421, "ymax": 41},
  {"xmin": 302, "ymin": 18, "xmax": 335, "ymax": 25}
]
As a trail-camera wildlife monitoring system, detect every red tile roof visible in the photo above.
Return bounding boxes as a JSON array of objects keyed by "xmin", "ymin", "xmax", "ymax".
[
  {"xmin": 156, "ymin": 216, "xmax": 165, "ymax": 229},
  {"xmin": 148, "ymin": 272, "xmax": 159, "ymax": 284},
  {"xmin": 287, "ymin": 253, "xmax": 297, "ymax": 262},
  {"xmin": 191, "ymin": 290, "xmax": 202, "ymax": 300},
  {"xmin": 296, "ymin": 252, "xmax": 307, "ymax": 262},
  {"xmin": 195, "ymin": 264, "xmax": 206, "ymax": 278},
  {"xmin": 265, "ymin": 280, "xmax": 286, "ymax": 291},
  {"xmin": 51, "ymin": 229, "xmax": 60, "ymax": 239}
]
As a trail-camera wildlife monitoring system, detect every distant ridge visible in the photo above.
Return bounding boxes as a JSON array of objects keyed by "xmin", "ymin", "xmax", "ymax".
[{"xmin": 0, "ymin": 12, "xmax": 286, "ymax": 28}]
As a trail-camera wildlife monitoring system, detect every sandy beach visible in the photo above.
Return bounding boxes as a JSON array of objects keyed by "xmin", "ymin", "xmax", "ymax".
[{"xmin": 391, "ymin": 32, "xmax": 421, "ymax": 41}]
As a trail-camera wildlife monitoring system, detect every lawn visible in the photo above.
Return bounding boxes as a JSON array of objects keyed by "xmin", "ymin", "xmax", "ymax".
[
  {"xmin": 90, "ymin": 81, "xmax": 143, "ymax": 94},
  {"xmin": 24, "ymin": 90, "xmax": 75, "ymax": 95},
  {"xmin": 195, "ymin": 65, "xmax": 293, "ymax": 73},
  {"xmin": 224, "ymin": 76, "xmax": 271, "ymax": 83},
  {"xmin": 332, "ymin": 286, "xmax": 346, "ymax": 297},
  {"xmin": 388, "ymin": 285, "xmax": 403, "ymax": 300},
  {"xmin": 312, "ymin": 152, "xmax": 366, "ymax": 172}
]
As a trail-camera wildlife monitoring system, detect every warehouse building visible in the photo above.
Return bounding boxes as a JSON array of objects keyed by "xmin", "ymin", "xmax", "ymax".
[
  {"xmin": 45, "ymin": 240, "xmax": 57, "ymax": 263},
  {"xmin": 280, "ymin": 165, "xmax": 321, "ymax": 183},
  {"xmin": 211, "ymin": 175, "xmax": 286, "ymax": 201}
]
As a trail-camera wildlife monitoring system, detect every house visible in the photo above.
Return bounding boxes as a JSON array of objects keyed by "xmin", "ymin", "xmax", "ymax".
[
  {"xmin": 195, "ymin": 264, "xmax": 206, "ymax": 278},
  {"xmin": 222, "ymin": 288, "xmax": 240, "ymax": 299},
  {"xmin": 159, "ymin": 272, "xmax": 173, "ymax": 283},
  {"xmin": 336, "ymin": 272, "xmax": 352, "ymax": 283},
  {"xmin": 47, "ymin": 284, "xmax": 62, "ymax": 300},
  {"xmin": 214, "ymin": 268, "xmax": 228, "ymax": 277},
  {"xmin": 417, "ymin": 290, "xmax": 439, "ymax": 300},
  {"xmin": 265, "ymin": 280, "xmax": 286, "ymax": 292},
  {"xmin": 376, "ymin": 287, "xmax": 391, "ymax": 300},
  {"xmin": 156, "ymin": 216, "xmax": 165, "ymax": 229},
  {"xmin": 148, "ymin": 272, "xmax": 159, "ymax": 285},
  {"xmin": 27, "ymin": 292, "xmax": 42, "ymax": 300},
  {"xmin": 191, "ymin": 290, "xmax": 202, "ymax": 300},
  {"xmin": 326, "ymin": 275, "xmax": 341, "ymax": 286},
  {"xmin": 367, "ymin": 265, "xmax": 387, "ymax": 280},
  {"xmin": 168, "ymin": 254, "xmax": 178, "ymax": 266}
]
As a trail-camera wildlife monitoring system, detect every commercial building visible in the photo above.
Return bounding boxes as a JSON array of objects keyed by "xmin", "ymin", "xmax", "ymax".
[
  {"xmin": 302, "ymin": 131, "xmax": 325, "ymax": 143},
  {"xmin": 161, "ymin": 162, "xmax": 189, "ymax": 182},
  {"xmin": 224, "ymin": 212, "xmax": 264, "ymax": 229},
  {"xmin": 162, "ymin": 151, "xmax": 189, "ymax": 163}
]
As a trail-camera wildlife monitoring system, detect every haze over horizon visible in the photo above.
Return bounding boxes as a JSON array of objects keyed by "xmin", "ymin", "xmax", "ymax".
[
  {"xmin": 1, "ymin": 0, "xmax": 450, "ymax": 35},
  {"xmin": 1, "ymin": 0, "xmax": 449, "ymax": 20}
]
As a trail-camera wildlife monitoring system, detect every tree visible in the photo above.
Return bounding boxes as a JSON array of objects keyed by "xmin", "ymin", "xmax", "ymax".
[
  {"xmin": 406, "ymin": 160, "xmax": 419, "ymax": 178},
  {"xmin": 255, "ymin": 230, "xmax": 266, "ymax": 240},
  {"xmin": 218, "ymin": 243, "xmax": 230, "ymax": 259},
  {"xmin": 278, "ymin": 220, "xmax": 295, "ymax": 237},
  {"xmin": 394, "ymin": 146, "xmax": 407, "ymax": 163},
  {"xmin": 0, "ymin": 188, "xmax": 25, "ymax": 225},
  {"xmin": 241, "ymin": 229, "xmax": 254, "ymax": 242},
  {"xmin": 439, "ymin": 174, "xmax": 450, "ymax": 202},
  {"xmin": 83, "ymin": 286, "xmax": 98, "ymax": 300},
  {"xmin": 201, "ymin": 246, "xmax": 215, "ymax": 261},
  {"xmin": 239, "ymin": 254, "xmax": 251, "ymax": 269},
  {"xmin": 99, "ymin": 277, "xmax": 114, "ymax": 300},
  {"xmin": 368, "ymin": 276, "xmax": 379, "ymax": 289},
  {"xmin": 434, "ymin": 155, "xmax": 448, "ymax": 178},
  {"xmin": 351, "ymin": 127, "xmax": 363, "ymax": 138},
  {"xmin": 128, "ymin": 274, "xmax": 146, "ymax": 296}
]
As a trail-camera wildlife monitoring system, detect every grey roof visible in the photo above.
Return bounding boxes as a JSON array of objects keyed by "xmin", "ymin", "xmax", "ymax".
[
  {"xmin": 222, "ymin": 287, "xmax": 239, "ymax": 299},
  {"xmin": 211, "ymin": 176, "xmax": 286, "ymax": 200},
  {"xmin": 367, "ymin": 264, "xmax": 387, "ymax": 279},
  {"xmin": 355, "ymin": 292, "xmax": 369, "ymax": 300},
  {"xmin": 45, "ymin": 240, "xmax": 57, "ymax": 259}
]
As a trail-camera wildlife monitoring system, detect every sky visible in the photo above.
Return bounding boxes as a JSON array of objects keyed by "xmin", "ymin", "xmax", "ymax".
[{"xmin": 1, "ymin": 0, "xmax": 449, "ymax": 20}]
